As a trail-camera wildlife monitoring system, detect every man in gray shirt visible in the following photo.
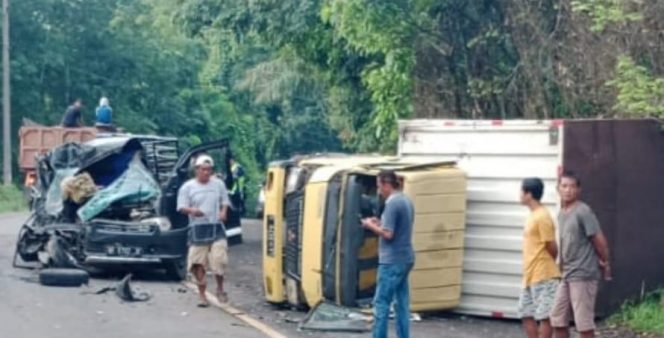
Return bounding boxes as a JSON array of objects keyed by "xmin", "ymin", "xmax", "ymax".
[
  {"xmin": 177, "ymin": 154, "xmax": 231, "ymax": 307},
  {"xmin": 361, "ymin": 170, "xmax": 415, "ymax": 338},
  {"xmin": 551, "ymin": 171, "xmax": 611, "ymax": 338}
]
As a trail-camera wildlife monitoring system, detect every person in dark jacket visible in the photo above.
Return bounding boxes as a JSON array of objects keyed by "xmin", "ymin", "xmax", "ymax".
[{"xmin": 61, "ymin": 99, "xmax": 83, "ymax": 127}]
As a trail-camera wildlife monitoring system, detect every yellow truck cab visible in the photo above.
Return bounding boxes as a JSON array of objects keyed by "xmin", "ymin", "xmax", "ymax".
[
  {"xmin": 262, "ymin": 156, "xmax": 467, "ymax": 312},
  {"xmin": 262, "ymin": 155, "xmax": 386, "ymax": 305}
]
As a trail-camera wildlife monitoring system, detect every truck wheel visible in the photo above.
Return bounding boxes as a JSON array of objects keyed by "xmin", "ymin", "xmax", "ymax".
[
  {"xmin": 16, "ymin": 226, "xmax": 41, "ymax": 262},
  {"xmin": 165, "ymin": 257, "xmax": 187, "ymax": 281},
  {"xmin": 39, "ymin": 268, "xmax": 89, "ymax": 287}
]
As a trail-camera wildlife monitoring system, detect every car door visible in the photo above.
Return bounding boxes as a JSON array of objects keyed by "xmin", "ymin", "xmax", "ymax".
[{"xmin": 159, "ymin": 140, "xmax": 240, "ymax": 241}]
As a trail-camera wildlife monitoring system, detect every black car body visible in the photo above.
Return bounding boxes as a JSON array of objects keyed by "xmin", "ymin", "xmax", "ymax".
[{"xmin": 15, "ymin": 136, "xmax": 241, "ymax": 280}]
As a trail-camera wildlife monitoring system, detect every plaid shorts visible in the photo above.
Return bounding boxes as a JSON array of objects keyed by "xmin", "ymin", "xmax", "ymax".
[{"xmin": 518, "ymin": 279, "xmax": 559, "ymax": 320}]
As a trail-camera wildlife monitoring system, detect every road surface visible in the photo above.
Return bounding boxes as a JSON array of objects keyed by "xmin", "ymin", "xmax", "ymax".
[
  {"xmin": 0, "ymin": 212, "xmax": 264, "ymax": 338},
  {"xmin": 220, "ymin": 218, "xmax": 524, "ymax": 338},
  {"xmin": 3, "ymin": 212, "xmax": 631, "ymax": 338}
]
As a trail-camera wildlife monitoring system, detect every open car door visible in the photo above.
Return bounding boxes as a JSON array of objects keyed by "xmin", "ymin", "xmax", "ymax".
[{"xmin": 159, "ymin": 139, "xmax": 243, "ymax": 244}]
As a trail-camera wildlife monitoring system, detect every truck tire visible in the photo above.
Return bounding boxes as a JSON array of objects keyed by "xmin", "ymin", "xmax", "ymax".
[{"xmin": 39, "ymin": 268, "xmax": 89, "ymax": 287}]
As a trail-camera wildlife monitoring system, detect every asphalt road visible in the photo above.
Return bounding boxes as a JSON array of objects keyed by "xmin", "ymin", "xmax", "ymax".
[
  {"xmin": 0, "ymin": 212, "xmax": 264, "ymax": 338},
  {"xmin": 217, "ymin": 219, "xmax": 525, "ymax": 338},
  {"xmin": 7, "ymin": 211, "xmax": 633, "ymax": 338}
]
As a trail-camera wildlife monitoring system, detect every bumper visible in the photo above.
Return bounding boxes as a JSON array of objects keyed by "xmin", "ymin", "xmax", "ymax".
[{"xmin": 83, "ymin": 220, "xmax": 188, "ymax": 265}]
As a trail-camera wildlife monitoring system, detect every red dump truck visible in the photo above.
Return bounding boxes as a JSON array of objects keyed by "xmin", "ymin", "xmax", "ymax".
[{"xmin": 19, "ymin": 126, "xmax": 97, "ymax": 189}]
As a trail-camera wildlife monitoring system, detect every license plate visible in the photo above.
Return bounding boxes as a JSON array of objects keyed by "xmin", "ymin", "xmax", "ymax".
[{"xmin": 107, "ymin": 245, "xmax": 143, "ymax": 257}]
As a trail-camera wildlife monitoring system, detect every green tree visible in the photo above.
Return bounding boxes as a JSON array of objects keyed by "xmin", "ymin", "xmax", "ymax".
[{"xmin": 608, "ymin": 56, "xmax": 664, "ymax": 116}]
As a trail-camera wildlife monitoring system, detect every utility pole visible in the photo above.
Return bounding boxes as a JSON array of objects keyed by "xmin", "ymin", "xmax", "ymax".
[{"xmin": 2, "ymin": 0, "xmax": 10, "ymax": 185}]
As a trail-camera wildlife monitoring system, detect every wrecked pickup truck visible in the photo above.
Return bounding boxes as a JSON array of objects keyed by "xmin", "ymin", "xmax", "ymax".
[{"xmin": 14, "ymin": 135, "xmax": 241, "ymax": 280}]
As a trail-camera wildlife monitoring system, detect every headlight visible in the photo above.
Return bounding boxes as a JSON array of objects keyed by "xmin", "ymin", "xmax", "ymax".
[{"xmin": 141, "ymin": 217, "xmax": 172, "ymax": 232}]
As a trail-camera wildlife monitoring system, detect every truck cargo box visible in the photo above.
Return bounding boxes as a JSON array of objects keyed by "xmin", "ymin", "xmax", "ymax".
[
  {"xmin": 19, "ymin": 126, "xmax": 97, "ymax": 171},
  {"xmin": 398, "ymin": 118, "xmax": 664, "ymax": 318}
]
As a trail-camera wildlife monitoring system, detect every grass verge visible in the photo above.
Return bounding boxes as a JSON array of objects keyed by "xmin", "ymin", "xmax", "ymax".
[
  {"xmin": 611, "ymin": 289, "xmax": 664, "ymax": 335},
  {"xmin": 0, "ymin": 184, "xmax": 27, "ymax": 214}
]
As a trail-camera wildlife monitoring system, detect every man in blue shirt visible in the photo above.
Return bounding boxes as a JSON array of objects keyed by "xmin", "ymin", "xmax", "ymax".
[
  {"xmin": 95, "ymin": 97, "xmax": 113, "ymax": 127},
  {"xmin": 361, "ymin": 170, "xmax": 415, "ymax": 338}
]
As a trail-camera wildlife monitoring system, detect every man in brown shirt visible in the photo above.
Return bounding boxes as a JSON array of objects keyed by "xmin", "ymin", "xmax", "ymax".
[{"xmin": 551, "ymin": 171, "xmax": 611, "ymax": 338}]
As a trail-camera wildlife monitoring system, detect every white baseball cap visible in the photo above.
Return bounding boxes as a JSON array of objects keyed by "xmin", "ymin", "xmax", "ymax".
[{"xmin": 194, "ymin": 154, "xmax": 214, "ymax": 168}]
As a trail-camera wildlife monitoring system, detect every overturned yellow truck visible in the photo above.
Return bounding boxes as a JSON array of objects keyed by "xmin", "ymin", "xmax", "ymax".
[{"xmin": 262, "ymin": 155, "xmax": 468, "ymax": 312}]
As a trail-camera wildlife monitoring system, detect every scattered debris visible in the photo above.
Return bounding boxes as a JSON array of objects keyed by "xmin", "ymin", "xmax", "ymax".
[
  {"xmin": 18, "ymin": 275, "xmax": 40, "ymax": 284},
  {"xmin": 385, "ymin": 304, "xmax": 422, "ymax": 322},
  {"xmin": 299, "ymin": 301, "xmax": 371, "ymax": 333},
  {"xmin": 93, "ymin": 274, "xmax": 151, "ymax": 302},
  {"xmin": 284, "ymin": 317, "xmax": 302, "ymax": 324}
]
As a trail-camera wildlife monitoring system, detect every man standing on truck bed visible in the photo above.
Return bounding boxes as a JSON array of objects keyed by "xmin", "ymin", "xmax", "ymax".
[
  {"xmin": 551, "ymin": 171, "xmax": 611, "ymax": 338},
  {"xmin": 61, "ymin": 98, "xmax": 83, "ymax": 127},
  {"xmin": 177, "ymin": 154, "xmax": 232, "ymax": 307},
  {"xmin": 361, "ymin": 170, "xmax": 414, "ymax": 338},
  {"xmin": 518, "ymin": 178, "xmax": 560, "ymax": 338}
]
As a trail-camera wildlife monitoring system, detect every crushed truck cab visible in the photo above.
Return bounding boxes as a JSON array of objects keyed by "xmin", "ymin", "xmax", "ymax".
[{"xmin": 263, "ymin": 155, "xmax": 467, "ymax": 312}]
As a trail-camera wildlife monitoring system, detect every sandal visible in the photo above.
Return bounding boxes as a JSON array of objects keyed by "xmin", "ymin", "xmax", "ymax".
[
  {"xmin": 216, "ymin": 292, "xmax": 228, "ymax": 303},
  {"xmin": 197, "ymin": 300, "xmax": 210, "ymax": 308}
]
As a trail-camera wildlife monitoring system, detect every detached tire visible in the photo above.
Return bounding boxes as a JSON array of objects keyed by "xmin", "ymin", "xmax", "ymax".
[{"xmin": 39, "ymin": 268, "xmax": 89, "ymax": 287}]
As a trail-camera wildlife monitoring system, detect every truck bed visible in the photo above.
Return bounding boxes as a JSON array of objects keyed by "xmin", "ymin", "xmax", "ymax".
[{"xmin": 19, "ymin": 126, "xmax": 97, "ymax": 171}]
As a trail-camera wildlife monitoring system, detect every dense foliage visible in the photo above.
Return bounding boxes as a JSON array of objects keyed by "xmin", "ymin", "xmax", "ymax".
[{"xmin": 2, "ymin": 0, "xmax": 663, "ymax": 188}]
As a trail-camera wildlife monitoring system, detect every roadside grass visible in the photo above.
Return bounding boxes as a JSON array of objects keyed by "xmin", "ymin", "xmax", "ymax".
[
  {"xmin": 610, "ymin": 289, "xmax": 664, "ymax": 335},
  {"xmin": 0, "ymin": 184, "xmax": 27, "ymax": 214}
]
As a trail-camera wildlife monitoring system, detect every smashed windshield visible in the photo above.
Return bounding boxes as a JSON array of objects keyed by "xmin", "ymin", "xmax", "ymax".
[{"xmin": 78, "ymin": 154, "xmax": 161, "ymax": 222}]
